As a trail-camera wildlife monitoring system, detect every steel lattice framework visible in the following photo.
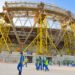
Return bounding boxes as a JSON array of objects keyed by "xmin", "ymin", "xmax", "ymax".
[{"xmin": 0, "ymin": 2, "xmax": 75, "ymax": 55}]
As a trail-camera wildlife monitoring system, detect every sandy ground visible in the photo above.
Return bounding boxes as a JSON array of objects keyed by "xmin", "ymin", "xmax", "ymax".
[{"xmin": 0, "ymin": 63, "xmax": 75, "ymax": 75}]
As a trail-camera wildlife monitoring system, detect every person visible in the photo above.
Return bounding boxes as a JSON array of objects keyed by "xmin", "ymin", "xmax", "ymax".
[
  {"xmin": 35, "ymin": 58, "xmax": 40, "ymax": 70},
  {"xmin": 39, "ymin": 56, "xmax": 43, "ymax": 70},
  {"xmin": 17, "ymin": 62, "xmax": 23, "ymax": 75},
  {"xmin": 44, "ymin": 58, "xmax": 49, "ymax": 71},
  {"xmin": 23, "ymin": 57, "xmax": 28, "ymax": 67},
  {"xmin": 17, "ymin": 52, "xmax": 24, "ymax": 75},
  {"xmin": 42, "ymin": 57, "xmax": 45, "ymax": 70}
]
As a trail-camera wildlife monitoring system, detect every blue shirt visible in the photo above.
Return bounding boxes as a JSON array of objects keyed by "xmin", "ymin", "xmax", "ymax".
[{"xmin": 20, "ymin": 55, "xmax": 24, "ymax": 63}]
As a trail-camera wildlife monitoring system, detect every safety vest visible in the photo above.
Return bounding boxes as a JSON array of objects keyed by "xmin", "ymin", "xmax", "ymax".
[{"xmin": 45, "ymin": 60, "xmax": 49, "ymax": 66}]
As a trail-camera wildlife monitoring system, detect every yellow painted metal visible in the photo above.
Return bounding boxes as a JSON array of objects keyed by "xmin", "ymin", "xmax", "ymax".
[
  {"xmin": 45, "ymin": 25, "xmax": 48, "ymax": 53},
  {"xmin": 70, "ymin": 22, "xmax": 75, "ymax": 37},
  {"xmin": 23, "ymin": 34, "xmax": 40, "ymax": 52},
  {"xmin": 47, "ymin": 32, "xmax": 59, "ymax": 52},
  {"xmin": 0, "ymin": 28, "xmax": 9, "ymax": 51},
  {"xmin": 61, "ymin": 22, "xmax": 70, "ymax": 54},
  {"xmin": 39, "ymin": 15, "xmax": 43, "ymax": 54},
  {"xmin": 0, "ymin": 19, "xmax": 12, "ymax": 52},
  {"xmin": 64, "ymin": 33, "xmax": 70, "ymax": 54},
  {"xmin": 44, "ymin": 18, "xmax": 48, "ymax": 53},
  {"xmin": 60, "ymin": 20, "xmax": 75, "ymax": 55},
  {"xmin": 23, "ymin": 14, "xmax": 60, "ymax": 55},
  {"xmin": 23, "ymin": 12, "xmax": 75, "ymax": 55}
]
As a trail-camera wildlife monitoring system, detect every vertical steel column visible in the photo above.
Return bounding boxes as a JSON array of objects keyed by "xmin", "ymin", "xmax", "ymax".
[{"xmin": 39, "ymin": 16, "xmax": 43, "ymax": 53}]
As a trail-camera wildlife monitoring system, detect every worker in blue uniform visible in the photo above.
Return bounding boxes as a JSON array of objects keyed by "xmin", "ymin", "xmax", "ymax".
[{"xmin": 17, "ymin": 52, "xmax": 24, "ymax": 75}]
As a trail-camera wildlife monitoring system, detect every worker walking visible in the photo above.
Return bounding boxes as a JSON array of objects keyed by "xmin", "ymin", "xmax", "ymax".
[
  {"xmin": 23, "ymin": 57, "xmax": 28, "ymax": 67},
  {"xmin": 42, "ymin": 57, "xmax": 45, "ymax": 70},
  {"xmin": 39, "ymin": 56, "xmax": 43, "ymax": 70},
  {"xmin": 17, "ymin": 52, "xmax": 24, "ymax": 75},
  {"xmin": 44, "ymin": 58, "xmax": 49, "ymax": 71},
  {"xmin": 35, "ymin": 58, "xmax": 40, "ymax": 70}
]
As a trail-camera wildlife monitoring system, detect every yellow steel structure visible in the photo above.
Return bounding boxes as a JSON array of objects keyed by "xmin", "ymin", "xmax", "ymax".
[
  {"xmin": 59, "ymin": 19, "xmax": 75, "ymax": 55},
  {"xmin": 24, "ymin": 14, "xmax": 59, "ymax": 55},
  {"xmin": 0, "ymin": 18, "xmax": 12, "ymax": 52},
  {"xmin": 70, "ymin": 22, "xmax": 75, "ymax": 37},
  {"xmin": 0, "ymin": 2, "xmax": 75, "ymax": 55},
  {"xmin": 23, "ymin": 14, "xmax": 75, "ymax": 55}
]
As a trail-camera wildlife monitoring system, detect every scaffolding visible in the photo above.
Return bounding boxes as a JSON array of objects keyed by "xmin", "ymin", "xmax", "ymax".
[
  {"xmin": 0, "ymin": 18, "xmax": 12, "ymax": 52},
  {"xmin": 0, "ymin": 2, "xmax": 75, "ymax": 55}
]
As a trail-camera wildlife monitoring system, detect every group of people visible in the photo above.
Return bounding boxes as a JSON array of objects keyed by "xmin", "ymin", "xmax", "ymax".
[
  {"xmin": 35, "ymin": 56, "xmax": 49, "ymax": 71},
  {"xmin": 17, "ymin": 52, "xmax": 49, "ymax": 75}
]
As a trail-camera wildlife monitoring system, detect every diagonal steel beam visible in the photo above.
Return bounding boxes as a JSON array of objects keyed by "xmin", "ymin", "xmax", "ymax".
[
  {"xmin": 24, "ymin": 22, "xmax": 37, "ymax": 44},
  {"xmin": 55, "ymin": 30, "xmax": 66, "ymax": 46},
  {"xmin": 4, "ymin": 2, "xmax": 21, "ymax": 45},
  {"xmin": 5, "ymin": 12, "xmax": 21, "ymax": 45}
]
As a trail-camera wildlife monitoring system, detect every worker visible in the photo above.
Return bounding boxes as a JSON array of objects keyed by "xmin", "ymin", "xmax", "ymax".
[
  {"xmin": 42, "ymin": 57, "xmax": 45, "ymax": 70},
  {"xmin": 39, "ymin": 56, "xmax": 43, "ymax": 70},
  {"xmin": 23, "ymin": 56, "xmax": 28, "ymax": 67},
  {"xmin": 44, "ymin": 58, "xmax": 49, "ymax": 71},
  {"xmin": 17, "ymin": 52, "xmax": 24, "ymax": 75}
]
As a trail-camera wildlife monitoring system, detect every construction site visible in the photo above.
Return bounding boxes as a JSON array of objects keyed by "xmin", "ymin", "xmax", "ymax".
[{"xmin": 0, "ymin": 1, "xmax": 75, "ymax": 75}]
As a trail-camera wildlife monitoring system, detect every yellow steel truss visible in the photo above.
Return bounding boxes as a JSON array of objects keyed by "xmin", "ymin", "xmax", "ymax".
[
  {"xmin": 0, "ymin": 19, "xmax": 12, "ymax": 52},
  {"xmin": 23, "ymin": 14, "xmax": 60, "ymax": 55}
]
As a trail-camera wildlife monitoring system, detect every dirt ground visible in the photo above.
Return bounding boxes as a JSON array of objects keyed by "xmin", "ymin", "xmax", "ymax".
[{"xmin": 0, "ymin": 63, "xmax": 75, "ymax": 75}]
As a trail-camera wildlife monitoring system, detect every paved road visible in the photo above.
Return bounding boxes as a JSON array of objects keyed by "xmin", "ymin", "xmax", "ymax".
[{"xmin": 0, "ymin": 63, "xmax": 75, "ymax": 75}]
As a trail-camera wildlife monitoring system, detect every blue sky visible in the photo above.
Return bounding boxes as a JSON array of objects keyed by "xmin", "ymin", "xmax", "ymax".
[{"xmin": 0, "ymin": 0, "xmax": 75, "ymax": 13}]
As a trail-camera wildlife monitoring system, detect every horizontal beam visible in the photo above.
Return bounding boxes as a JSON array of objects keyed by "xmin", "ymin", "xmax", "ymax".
[{"xmin": 3, "ymin": 2, "xmax": 75, "ymax": 20}]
